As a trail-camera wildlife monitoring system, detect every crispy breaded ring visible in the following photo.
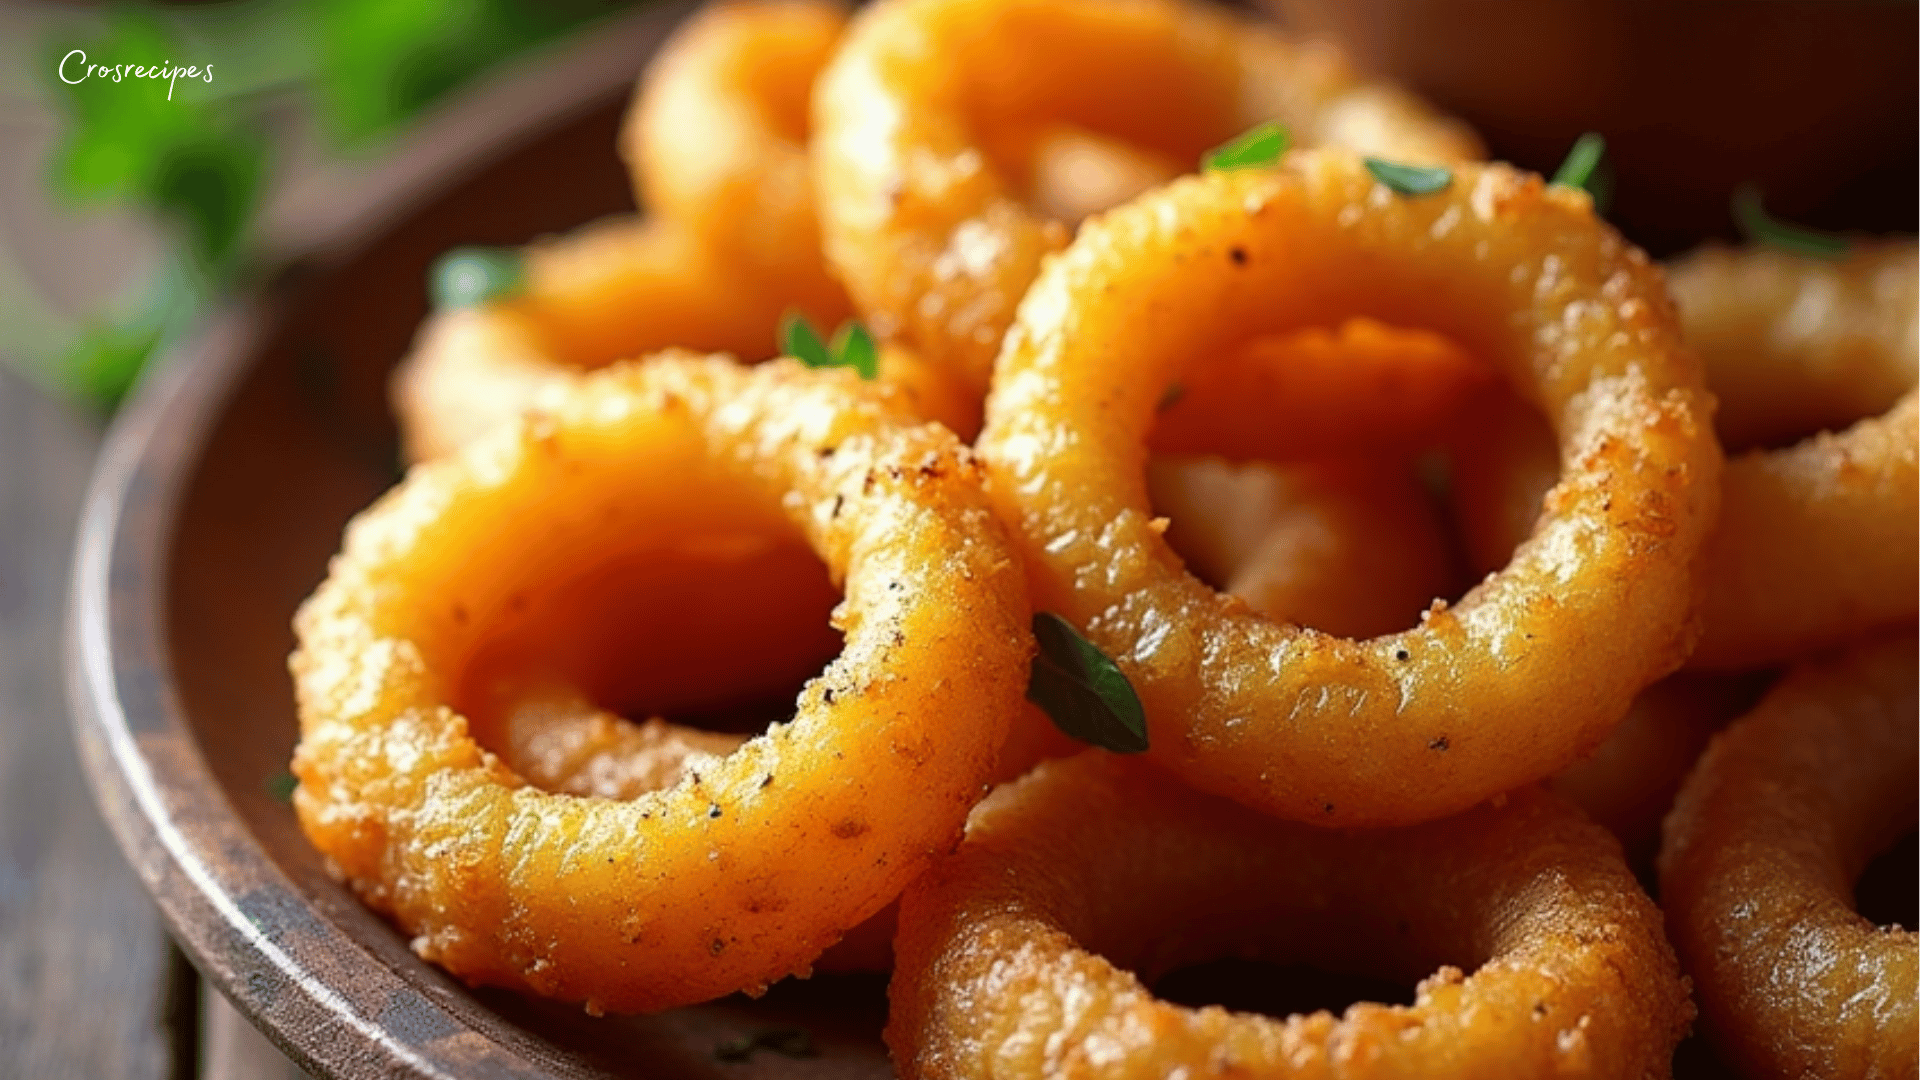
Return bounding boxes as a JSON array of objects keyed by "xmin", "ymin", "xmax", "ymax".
[
  {"xmin": 392, "ymin": 218, "xmax": 789, "ymax": 460},
  {"xmin": 811, "ymin": 0, "xmax": 1482, "ymax": 397},
  {"xmin": 889, "ymin": 753, "xmax": 1692, "ymax": 1080},
  {"xmin": 979, "ymin": 150, "xmax": 1720, "ymax": 827},
  {"xmin": 1659, "ymin": 633, "xmax": 1918, "ymax": 1079},
  {"xmin": 1148, "ymin": 455, "xmax": 1458, "ymax": 640},
  {"xmin": 292, "ymin": 355, "xmax": 1032, "ymax": 1013},
  {"xmin": 1667, "ymin": 241, "xmax": 1917, "ymax": 451},
  {"xmin": 623, "ymin": 0, "xmax": 854, "ymax": 320},
  {"xmin": 1694, "ymin": 390, "xmax": 1918, "ymax": 669},
  {"xmin": 392, "ymin": 216, "xmax": 973, "ymax": 458},
  {"xmin": 1448, "ymin": 256, "xmax": 1919, "ymax": 672}
]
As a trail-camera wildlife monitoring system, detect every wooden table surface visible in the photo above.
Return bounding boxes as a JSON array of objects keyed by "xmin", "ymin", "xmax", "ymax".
[{"xmin": 0, "ymin": 367, "xmax": 308, "ymax": 1078}]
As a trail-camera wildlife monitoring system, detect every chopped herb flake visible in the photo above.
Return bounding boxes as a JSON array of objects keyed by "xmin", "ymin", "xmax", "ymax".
[
  {"xmin": 1202, "ymin": 122, "xmax": 1289, "ymax": 172},
  {"xmin": 1027, "ymin": 613, "xmax": 1149, "ymax": 753},
  {"xmin": 1550, "ymin": 132, "xmax": 1606, "ymax": 193},
  {"xmin": 266, "ymin": 771, "xmax": 298, "ymax": 803},
  {"xmin": 829, "ymin": 320, "xmax": 880, "ymax": 380},
  {"xmin": 1733, "ymin": 184, "xmax": 1849, "ymax": 260},
  {"xmin": 430, "ymin": 247, "xmax": 525, "ymax": 309},
  {"xmin": 783, "ymin": 312, "xmax": 878, "ymax": 378},
  {"xmin": 1363, "ymin": 158, "xmax": 1451, "ymax": 197}
]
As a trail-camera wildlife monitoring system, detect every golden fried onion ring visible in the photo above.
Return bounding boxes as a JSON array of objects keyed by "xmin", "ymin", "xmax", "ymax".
[
  {"xmin": 1667, "ymin": 240, "xmax": 1917, "ymax": 452},
  {"xmin": 1448, "ymin": 244, "xmax": 1920, "ymax": 671},
  {"xmin": 392, "ymin": 218, "xmax": 790, "ymax": 461},
  {"xmin": 623, "ymin": 0, "xmax": 853, "ymax": 320},
  {"xmin": 979, "ymin": 151, "xmax": 1719, "ymax": 827},
  {"xmin": 811, "ymin": 0, "xmax": 1482, "ymax": 396},
  {"xmin": 396, "ymin": 2, "xmax": 978, "ymax": 461},
  {"xmin": 292, "ymin": 355, "xmax": 1032, "ymax": 1012},
  {"xmin": 889, "ymin": 753, "xmax": 1692, "ymax": 1079},
  {"xmin": 1659, "ymin": 633, "xmax": 1918, "ymax": 1078}
]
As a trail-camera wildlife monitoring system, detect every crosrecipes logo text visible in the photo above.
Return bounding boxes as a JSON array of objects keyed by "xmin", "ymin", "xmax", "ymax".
[{"xmin": 59, "ymin": 50, "xmax": 212, "ymax": 100}]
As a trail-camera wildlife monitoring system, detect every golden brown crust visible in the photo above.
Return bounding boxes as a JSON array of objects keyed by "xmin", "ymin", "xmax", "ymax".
[
  {"xmin": 1659, "ymin": 633, "xmax": 1919, "ymax": 1079},
  {"xmin": 890, "ymin": 753, "xmax": 1692, "ymax": 1080},
  {"xmin": 293, "ymin": 355, "xmax": 1033, "ymax": 1012},
  {"xmin": 1449, "ymin": 243, "xmax": 1920, "ymax": 671},
  {"xmin": 978, "ymin": 151, "xmax": 1721, "ymax": 827}
]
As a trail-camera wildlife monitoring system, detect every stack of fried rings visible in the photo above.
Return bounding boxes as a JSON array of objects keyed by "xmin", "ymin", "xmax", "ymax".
[
  {"xmin": 288, "ymin": 0, "xmax": 1916, "ymax": 1065},
  {"xmin": 811, "ymin": 0, "xmax": 1481, "ymax": 400},
  {"xmin": 1659, "ymin": 633, "xmax": 1918, "ymax": 1077},
  {"xmin": 977, "ymin": 149, "xmax": 1721, "ymax": 827},
  {"xmin": 392, "ymin": 0, "xmax": 979, "ymax": 460},
  {"xmin": 1448, "ymin": 241, "xmax": 1919, "ymax": 672},
  {"xmin": 396, "ymin": 0, "xmax": 1484, "ymax": 458},
  {"xmin": 292, "ymin": 356, "xmax": 1032, "ymax": 1012},
  {"xmin": 890, "ymin": 753, "xmax": 1692, "ymax": 1079}
]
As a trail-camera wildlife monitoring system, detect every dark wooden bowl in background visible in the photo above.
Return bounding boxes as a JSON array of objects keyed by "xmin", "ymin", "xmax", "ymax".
[
  {"xmin": 1277, "ymin": 0, "xmax": 1918, "ymax": 257},
  {"xmin": 66, "ymin": 7, "xmax": 893, "ymax": 1077}
]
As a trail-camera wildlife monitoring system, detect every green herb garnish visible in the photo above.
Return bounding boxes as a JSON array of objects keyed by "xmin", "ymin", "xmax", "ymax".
[
  {"xmin": 1202, "ymin": 122, "xmax": 1290, "ymax": 172},
  {"xmin": 1363, "ymin": 158, "xmax": 1452, "ymax": 197},
  {"xmin": 715, "ymin": 1028, "xmax": 817, "ymax": 1062},
  {"xmin": 1156, "ymin": 382, "xmax": 1187, "ymax": 413},
  {"xmin": 1027, "ymin": 613, "xmax": 1149, "ymax": 753},
  {"xmin": 265, "ymin": 770, "xmax": 298, "ymax": 803},
  {"xmin": 781, "ymin": 312, "xmax": 878, "ymax": 379},
  {"xmin": 1551, "ymin": 132, "xmax": 1606, "ymax": 193},
  {"xmin": 429, "ymin": 247, "xmax": 525, "ymax": 309},
  {"xmin": 1733, "ymin": 184, "xmax": 1849, "ymax": 260}
]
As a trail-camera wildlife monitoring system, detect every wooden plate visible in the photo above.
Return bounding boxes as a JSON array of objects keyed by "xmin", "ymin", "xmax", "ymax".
[{"xmin": 66, "ymin": 9, "xmax": 893, "ymax": 1078}]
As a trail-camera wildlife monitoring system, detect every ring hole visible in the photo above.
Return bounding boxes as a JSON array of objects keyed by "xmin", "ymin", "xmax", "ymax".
[
  {"xmin": 1855, "ymin": 826, "xmax": 1918, "ymax": 931},
  {"xmin": 452, "ymin": 535, "xmax": 843, "ymax": 799},
  {"xmin": 1153, "ymin": 957, "xmax": 1415, "ymax": 1019},
  {"xmin": 1141, "ymin": 319, "xmax": 1494, "ymax": 639}
]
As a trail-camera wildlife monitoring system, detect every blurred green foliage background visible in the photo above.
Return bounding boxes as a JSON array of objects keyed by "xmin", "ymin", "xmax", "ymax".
[{"xmin": 35, "ymin": 0, "xmax": 633, "ymax": 408}]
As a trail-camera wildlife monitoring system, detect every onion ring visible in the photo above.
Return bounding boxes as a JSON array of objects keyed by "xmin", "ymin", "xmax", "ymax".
[
  {"xmin": 622, "ymin": 0, "xmax": 853, "ymax": 320},
  {"xmin": 1658, "ymin": 632, "xmax": 1918, "ymax": 1078},
  {"xmin": 292, "ymin": 354, "xmax": 1032, "ymax": 1012},
  {"xmin": 396, "ymin": 1, "xmax": 978, "ymax": 461},
  {"xmin": 392, "ymin": 218, "xmax": 788, "ymax": 460},
  {"xmin": 1449, "ymin": 244, "xmax": 1920, "ymax": 671},
  {"xmin": 811, "ymin": 0, "xmax": 1482, "ymax": 396},
  {"xmin": 888, "ymin": 752, "xmax": 1692, "ymax": 1079},
  {"xmin": 1148, "ymin": 455, "xmax": 1458, "ymax": 640},
  {"xmin": 1667, "ymin": 240, "xmax": 1917, "ymax": 451},
  {"xmin": 392, "ymin": 217, "xmax": 974, "ymax": 458},
  {"xmin": 978, "ymin": 150, "xmax": 1721, "ymax": 827}
]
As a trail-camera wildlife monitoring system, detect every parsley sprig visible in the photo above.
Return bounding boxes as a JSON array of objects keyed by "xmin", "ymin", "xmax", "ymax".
[
  {"xmin": 1027, "ymin": 613, "xmax": 1148, "ymax": 753},
  {"xmin": 1202, "ymin": 122, "xmax": 1290, "ymax": 172},
  {"xmin": 780, "ymin": 312, "xmax": 878, "ymax": 379}
]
